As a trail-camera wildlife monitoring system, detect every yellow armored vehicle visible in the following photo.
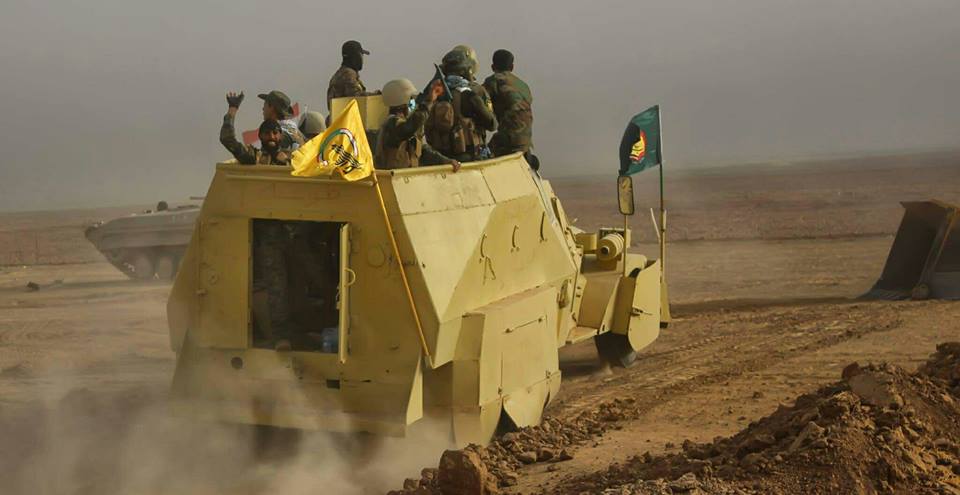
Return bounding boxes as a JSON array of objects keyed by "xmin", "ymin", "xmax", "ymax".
[{"xmin": 167, "ymin": 153, "xmax": 669, "ymax": 446}]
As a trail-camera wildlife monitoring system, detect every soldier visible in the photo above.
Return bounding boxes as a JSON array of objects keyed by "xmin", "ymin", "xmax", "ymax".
[
  {"xmin": 327, "ymin": 40, "xmax": 377, "ymax": 114},
  {"xmin": 425, "ymin": 47, "xmax": 497, "ymax": 162},
  {"xmin": 258, "ymin": 90, "xmax": 305, "ymax": 149},
  {"xmin": 220, "ymin": 91, "xmax": 294, "ymax": 350},
  {"xmin": 299, "ymin": 110, "xmax": 326, "ymax": 141},
  {"xmin": 220, "ymin": 91, "xmax": 290, "ymax": 165},
  {"xmin": 376, "ymin": 79, "xmax": 460, "ymax": 171},
  {"xmin": 483, "ymin": 49, "xmax": 534, "ymax": 160}
]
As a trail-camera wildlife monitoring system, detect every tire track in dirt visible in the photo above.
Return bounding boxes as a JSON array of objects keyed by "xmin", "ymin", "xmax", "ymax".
[
  {"xmin": 509, "ymin": 302, "xmax": 906, "ymax": 493},
  {"xmin": 550, "ymin": 302, "xmax": 902, "ymax": 421}
]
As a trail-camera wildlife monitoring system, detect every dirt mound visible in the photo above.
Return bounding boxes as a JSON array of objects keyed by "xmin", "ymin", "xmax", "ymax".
[
  {"xmin": 920, "ymin": 342, "xmax": 960, "ymax": 392},
  {"xmin": 388, "ymin": 399, "xmax": 637, "ymax": 494},
  {"xmin": 391, "ymin": 344, "xmax": 960, "ymax": 494},
  {"xmin": 560, "ymin": 343, "xmax": 960, "ymax": 494}
]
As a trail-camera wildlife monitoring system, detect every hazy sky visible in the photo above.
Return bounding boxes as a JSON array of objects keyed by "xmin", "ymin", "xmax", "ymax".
[{"xmin": 1, "ymin": 0, "xmax": 958, "ymax": 211}]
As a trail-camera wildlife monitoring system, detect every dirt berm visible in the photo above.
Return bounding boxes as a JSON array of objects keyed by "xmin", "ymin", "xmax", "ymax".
[{"xmin": 390, "ymin": 343, "xmax": 960, "ymax": 495}]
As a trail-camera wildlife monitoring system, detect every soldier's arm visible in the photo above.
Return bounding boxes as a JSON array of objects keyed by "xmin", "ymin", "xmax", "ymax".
[
  {"xmin": 420, "ymin": 141, "xmax": 453, "ymax": 166},
  {"xmin": 219, "ymin": 112, "xmax": 258, "ymax": 164},
  {"xmin": 392, "ymin": 106, "xmax": 431, "ymax": 141},
  {"xmin": 344, "ymin": 70, "xmax": 366, "ymax": 96}
]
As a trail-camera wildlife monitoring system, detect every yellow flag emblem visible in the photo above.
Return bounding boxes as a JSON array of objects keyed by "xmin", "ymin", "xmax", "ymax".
[
  {"xmin": 630, "ymin": 130, "xmax": 647, "ymax": 163},
  {"xmin": 291, "ymin": 99, "xmax": 373, "ymax": 180}
]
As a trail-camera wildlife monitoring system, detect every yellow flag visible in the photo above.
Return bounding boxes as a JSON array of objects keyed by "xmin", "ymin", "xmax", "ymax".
[{"xmin": 291, "ymin": 99, "xmax": 374, "ymax": 180}]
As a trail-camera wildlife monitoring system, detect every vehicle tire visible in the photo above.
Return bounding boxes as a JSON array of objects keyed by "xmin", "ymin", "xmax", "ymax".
[
  {"xmin": 130, "ymin": 253, "xmax": 156, "ymax": 280},
  {"xmin": 155, "ymin": 255, "xmax": 178, "ymax": 280},
  {"xmin": 595, "ymin": 332, "xmax": 638, "ymax": 368}
]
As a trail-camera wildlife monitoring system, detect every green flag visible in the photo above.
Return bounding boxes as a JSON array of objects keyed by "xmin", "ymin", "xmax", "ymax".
[{"xmin": 619, "ymin": 105, "xmax": 661, "ymax": 176}]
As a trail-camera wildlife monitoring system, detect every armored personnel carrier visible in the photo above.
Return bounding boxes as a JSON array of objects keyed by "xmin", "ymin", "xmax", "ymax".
[
  {"xmin": 167, "ymin": 152, "xmax": 669, "ymax": 447},
  {"xmin": 85, "ymin": 202, "xmax": 199, "ymax": 280}
]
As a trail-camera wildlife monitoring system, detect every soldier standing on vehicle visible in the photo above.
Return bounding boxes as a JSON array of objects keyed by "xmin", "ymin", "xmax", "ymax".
[
  {"xmin": 258, "ymin": 90, "xmax": 305, "ymax": 149},
  {"xmin": 375, "ymin": 79, "xmax": 460, "ymax": 171},
  {"xmin": 425, "ymin": 47, "xmax": 497, "ymax": 162},
  {"xmin": 218, "ymin": 91, "xmax": 295, "ymax": 351},
  {"xmin": 220, "ymin": 91, "xmax": 291, "ymax": 165},
  {"xmin": 483, "ymin": 49, "xmax": 534, "ymax": 160},
  {"xmin": 327, "ymin": 40, "xmax": 377, "ymax": 115}
]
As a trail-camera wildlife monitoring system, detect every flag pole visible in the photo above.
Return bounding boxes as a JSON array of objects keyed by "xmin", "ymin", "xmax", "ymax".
[
  {"xmin": 658, "ymin": 106, "xmax": 666, "ymax": 280},
  {"xmin": 371, "ymin": 170, "xmax": 434, "ymax": 369},
  {"xmin": 623, "ymin": 210, "xmax": 629, "ymax": 278}
]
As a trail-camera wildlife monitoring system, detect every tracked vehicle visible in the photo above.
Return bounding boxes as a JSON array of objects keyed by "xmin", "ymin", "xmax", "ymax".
[
  {"xmin": 85, "ymin": 203, "xmax": 199, "ymax": 279},
  {"xmin": 167, "ymin": 152, "xmax": 669, "ymax": 446}
]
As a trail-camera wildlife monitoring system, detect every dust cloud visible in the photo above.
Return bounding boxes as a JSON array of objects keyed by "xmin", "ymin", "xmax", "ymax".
[
  {"xmin": 1, "ymin": 0, "xmax": 960, "ymax": 211},
  {"xmin": 0, "ymin": 375, "xmax": 452, "ymax": 495}
]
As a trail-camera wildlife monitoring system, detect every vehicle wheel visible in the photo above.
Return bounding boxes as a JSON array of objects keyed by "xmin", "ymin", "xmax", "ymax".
[
  {"xmin": 130, "ymin": 253, "xmax": 156, "ymax": 280},
  {"xmin": 155, "ymin": 255, "xmax": 178, "ymax": 280},
  {"xmin": 595, "ymin": 332, "xmax": 638, "ymax": 368}
]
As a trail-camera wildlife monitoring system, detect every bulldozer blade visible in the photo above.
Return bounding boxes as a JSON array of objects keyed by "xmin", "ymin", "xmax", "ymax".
[{"xmin": 863, "ymin": 200, "xmax": 960, "ymax": 300}]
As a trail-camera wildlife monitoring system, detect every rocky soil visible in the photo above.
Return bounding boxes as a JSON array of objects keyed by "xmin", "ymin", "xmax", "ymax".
[{"xmin": 391, "ymin": 343, "xmax": 960, "ymax": 494}]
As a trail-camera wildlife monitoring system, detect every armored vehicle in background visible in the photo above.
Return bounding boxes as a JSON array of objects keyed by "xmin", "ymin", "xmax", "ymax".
[
  {"xmin": 85, "ymin": 202, "xmax": 200, "ymax": 280},
  {"xmin": 167, "ymin": 153, "xmax": 669, "ymax": 447}
]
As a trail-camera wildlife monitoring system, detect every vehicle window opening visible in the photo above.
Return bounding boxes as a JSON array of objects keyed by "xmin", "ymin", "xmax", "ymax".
[{"xmin": 251, "ymin": 219, "xmax": 345, "ymax": 352}]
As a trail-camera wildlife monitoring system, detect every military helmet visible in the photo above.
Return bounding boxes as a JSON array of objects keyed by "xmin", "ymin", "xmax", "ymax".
[
  {"xmin": 453, "ymin": 44, "xmax": 479, "ymax": 78},
  {"xmin": 382, "ymin": 79, "xmax": 418, "ymax": 107},
  {"xmin": 300, "ymin": 111, "xmax": 326, "ymax": 136},
  {"xmin": 442, "ymin": 49, "xmax": 473, "ymax": 79}
]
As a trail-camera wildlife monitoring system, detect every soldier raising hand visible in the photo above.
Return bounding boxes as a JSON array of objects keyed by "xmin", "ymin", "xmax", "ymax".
[
  {"xmin": 219, "ymin": 90, "xmax": 290, "ymax": 165},
  {"xmin": 375, "ymin": 78, "xmax": 460, "ymax": 172}
]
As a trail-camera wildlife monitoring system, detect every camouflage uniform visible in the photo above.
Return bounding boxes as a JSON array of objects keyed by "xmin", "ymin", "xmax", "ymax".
[
  {"xmin": 463, "ymin": 81, "xmax": 497, "ymax": 140},
  {"xmin": 425, "ymin": 80, "xmax": 497, "ymax": 163},
  {"xmin": 426, "ymin": 49, "xmax": 497, "ymax": 162},
  {"xmin": 327, "ymin": 66, "xmax": 366, "ymax": 112},
  {"xmin": 376, "ymin": 104, "xmax": 453, "ymax": 169},
  {"xmin": 483, "ymin": 71, "xmax": 533, "ymax": 156},
  {"xmin": 219, "ymin": 113, "xmax": 290, "ymax": 165}
]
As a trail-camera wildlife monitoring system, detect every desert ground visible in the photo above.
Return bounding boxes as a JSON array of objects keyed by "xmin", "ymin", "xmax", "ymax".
[{"xmin": 0, "ymin": 151, "xmax": 958, "ymax": 494}]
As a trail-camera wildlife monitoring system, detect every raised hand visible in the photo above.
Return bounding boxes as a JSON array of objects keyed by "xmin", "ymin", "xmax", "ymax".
[
  {"xmin": 428, "ymin": 80, "xmax": 445, "ymax": 102},
  {"xmin": 226, "ymin": 91, "xmax": 245, "ymax": 108}
]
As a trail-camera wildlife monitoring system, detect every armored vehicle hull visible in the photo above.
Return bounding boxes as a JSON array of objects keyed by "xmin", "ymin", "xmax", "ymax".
[
  {"xmin": 167, "ymin": 154, "xmax": 669, "ymax": 446},
  {"xmin": 85, "ymin": 204, "xmax": 199, "ymax": 279}
]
